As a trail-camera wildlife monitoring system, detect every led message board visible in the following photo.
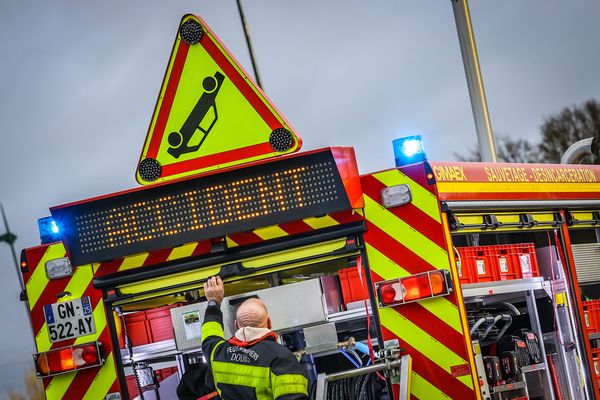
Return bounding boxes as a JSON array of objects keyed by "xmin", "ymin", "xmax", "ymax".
[{"xmin": 51, "ymin": 150, "xmax": 352, "ymax": 266}]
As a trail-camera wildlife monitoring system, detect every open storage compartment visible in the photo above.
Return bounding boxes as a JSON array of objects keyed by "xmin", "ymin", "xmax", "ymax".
[
  {"xmin": 449, "ymin": 208, "xmax": 595, "ymax": 400},
  {"xmin": 97, "ymin": 227, "xmax": 394, "ymax": 400}
]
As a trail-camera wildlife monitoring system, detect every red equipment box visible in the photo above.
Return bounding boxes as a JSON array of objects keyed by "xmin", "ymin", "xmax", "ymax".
[
  {"xmin": 456, "ymin": 244, "xmax": 540, "ymax": 284},
  {"xmin": 592, "ymin": 348, "xmax": 600, "ymax": 379},
  {"xmin": 119, "ymin": 304, "xmax": 181, "ymax": 348},
  {"xmin": 338, "ymin": 267, "xmax": 368, "ymax": 304},
  {"xmin": 456, "ymin": 247, "xmax": 497, "ymax": 284},
  {"xmin": 583, "ymin": 300, "xmax": 600, "ymax": 333}
]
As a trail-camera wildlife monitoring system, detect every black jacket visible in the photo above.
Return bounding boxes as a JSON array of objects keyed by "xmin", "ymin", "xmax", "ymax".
[{"xmin": 201, "ymin": 303, "xmax": 309, "ymax": 400}]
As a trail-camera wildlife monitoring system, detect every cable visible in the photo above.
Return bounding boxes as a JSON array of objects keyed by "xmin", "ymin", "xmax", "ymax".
[
  {"xmin": 340, "ymin": 349, "xmax": 361, "ymax": 368},
  {"xmin": 347, "ymin": 348, "xmax": 363, "ymax": 367},
  {"xmin": 499, "ymin": 301, "xmax": 521, "ymax": 315}
]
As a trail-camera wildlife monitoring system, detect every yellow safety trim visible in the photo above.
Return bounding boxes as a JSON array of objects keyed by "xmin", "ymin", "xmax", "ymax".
[
  {"xmin": 379, "ymin": 308, "xmax": 473, "ymax": 390},
  {"xmin": 63, "ymin": 265, "xmax": 93, "ymax": 299},
  {"xmin": 410, "ymin": 371, "xmax": 452, "ymax": 400},
  {"xmin": 271, "ymin": 373, "xmax": 309, "ymax": 398},
  {"xmin": 202, "ymin": 321, "xmax": 225, "ymax": 341},
  {"xmin": 226, "ymin": 237, "xmax": 240, "ymax": 248},
  {"xmin": 45, "ymin": 369, "xmax": 76, "ymax": 400},
  {"xmin": 167, "ymin": 242, "xmax": 198, "ymax": 261},
  {"xmin": 303, "ymin": 215, "xmax": 339, "ymax": 230},
  {"xmin": 27, "ymin": 244, "xmax": 67, "ymax": 310},
  {"xmin": 242, "ymin": 239, "xmax": 346, "ymax": 268},
  {"xmin": 437, "ymin": 181, "xmax": 600, "ymax": 194},
  {"xmin": 373, "ymin": 169, "xmax": 441, "ymax": 223},
  {"xmin": 117, "ymin": 238, "xmax": 351, "ymax": 297},
  {"xmin": 452, "ymin": 211, "xmax": 558, "ymax": 233},
  {"xmin": 211, "ymin": 360, "xmax": 271, "ymax": 388},
  {"xmin": 441, "ymin": 214, "xmax": 482, "ymax": 399},
  {"xmin": 365, "ymin": 243, "xmax": 462, "ymax": 333},
  {"xmin": 556, "ymin": 293, "xmax": 567, "ymax": 305},
  {"xmin": 119, "ymin": 253, "xmax": 150, "ymax": 272},
  {"xmin": 253, "ymin": 225, "xmax": 289, "ymax": 241},
  {"xmin": 82, "ymin": 352, "xmax": 117, "ymax": 400},
  {"xmin": 36, "ymin": 323, "xmax": 51, "ymax": 353},
  {"xmin": 567, "ymin": 210, "xmax": 600, "ymax": 229},
  {"xmin": 364, "ymin": 196, "xmax": 448, "ymax": 270},
  {"xmin": 114, "ymin": 251, "xmax": 357, "ymax": 304}
]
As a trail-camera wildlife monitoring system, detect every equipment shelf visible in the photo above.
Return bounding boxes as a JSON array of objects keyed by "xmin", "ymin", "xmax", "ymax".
[{"xmin": 490, "ymin": 380, "xmax": 527, "ymax": 394}]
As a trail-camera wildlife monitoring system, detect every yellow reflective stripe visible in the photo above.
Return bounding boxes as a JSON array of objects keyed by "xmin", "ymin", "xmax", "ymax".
[
  {"xmin": 63, "ymin": 265, "xmax": 93, "ymax": 299},
  {"xmin": 366, "ymin": 243, "xmax": 411, "ymax": 278},
  {"xmin": 45, "ymin": 370, "xmax": 76, "ymax": 399},
  {"xmin": 202, "ymin": 321, "xmax": 224, "ymax": 341},
  {"xmin": 118, "ymin": 253, "xmax": 149, "ymax": 271},
  {"xmin": 373, "ymin": 169, "xmax": 441, "ymax": 223},
  {"xmin": 167, "ymin": 242, "xmax": 197, "ymax": 261},
  {"xmin": 271, "ymin": 373, "xmax": 308, "ymax": 398},
  {"xmin": 379, "ymin": 308, "xmax": 473, "ymax": 390},
  {"xmin": 119, "ymin": 265, "xmax": 222, "ymax": 295},
  {"xmin": 82, "ymin": 352, "xmax": 116, "ymax": 400},
  {"xmin": 366, "ymin": 244, "xmax": 462, "ymax": 333},
  {"xmin": 303, "ymin": 215, "xmax": 338, "ymax": 230},
  {"xmin": 36, "ymin": 322, "xmax": 51, "ymax": 353},
  {"xmin": 410, "ymin": 371, "xmax": 451, "ymax": 400},
  {"xmin": 211, "ymin": 360, "xmax": 271, "ymax": 388},
  {"xmin": 437, "ymin": 181, "xmax": 600, "ymax": 194},
  {"xmin": 75, "ymin": 302, "xmax": 107, "ymax": 344},
  {"xmin": 254, "ymin": 225, "xmax": 288, "ymax": 240},
  {"xmin": 242, "ymin": 238, "xmax": 346, "ymax": 268},
  {"xmin": 27, "ymin": 244, "xmax": 66, "ymax": 310},
  {"xmin": 364, "ymin": 195, "xmax": 448, "ymax": 270},
  {"xmin": 226, "ymin": 237, "xmax": 239, "ymax": 247}
]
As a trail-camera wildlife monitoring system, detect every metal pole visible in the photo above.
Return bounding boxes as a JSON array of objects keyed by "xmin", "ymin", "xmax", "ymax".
[
  {"xmin": 0, "ymin": 203, "xmax": 22, "ymax": 290},
  {"xmin": 451, "ymin": 0, "xmax": 497, "ymax": 162},
  {"xmin": 235, "ymin": 0, "xmax": 263, "ymax": 89},
  {"xmin": 325, "ymin": 359, "xmax": 402, "ymax": 382}
]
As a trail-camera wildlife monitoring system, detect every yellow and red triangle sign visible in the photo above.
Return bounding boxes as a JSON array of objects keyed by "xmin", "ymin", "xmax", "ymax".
[{"xmin": 136, "ymin": 14, "xmax": 302, "ymax": 184}]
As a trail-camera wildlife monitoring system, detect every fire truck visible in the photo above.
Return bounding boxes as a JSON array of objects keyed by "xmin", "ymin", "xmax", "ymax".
[{"xmin": 18, "ymin": 14, "xmax": 600, "ymax": 400}]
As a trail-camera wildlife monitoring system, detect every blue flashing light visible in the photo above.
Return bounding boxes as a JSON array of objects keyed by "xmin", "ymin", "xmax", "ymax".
[
  {"xmin": 392, "ymin": 135, "xmax": 427, "ymax": 167},
  {"xmin": 38, "ymin": 216, "xmax": 62, "ymax": 245}
]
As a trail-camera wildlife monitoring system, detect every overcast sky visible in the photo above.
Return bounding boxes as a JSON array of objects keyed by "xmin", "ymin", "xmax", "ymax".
[{"xmin": 0, "ymin": 1, "xmax": 599, "ymax": 396}]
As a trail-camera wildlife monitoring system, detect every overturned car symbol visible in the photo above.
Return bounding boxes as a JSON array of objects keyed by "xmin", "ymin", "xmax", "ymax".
[{"xmin": 167, "ymin": 71, "xmax": 225, "ymax": 158}]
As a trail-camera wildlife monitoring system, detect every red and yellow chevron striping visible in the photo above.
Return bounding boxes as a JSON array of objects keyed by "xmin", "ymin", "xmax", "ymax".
[
  {"xmin": 24, "ymin": 243, "xmax": 120, "ymax": 399},
  {"xmin": 92, "ymin": 210, "xmax": 363, "ymax": 277},
  {"xmin": 361, "ymin": 166, "xmax": 480, "ymax": 400}
]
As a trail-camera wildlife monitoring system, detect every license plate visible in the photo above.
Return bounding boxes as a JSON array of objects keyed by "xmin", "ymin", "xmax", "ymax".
[{"xmin": 43, "ymin": 296, "xmax": 96, "ymax": 343}]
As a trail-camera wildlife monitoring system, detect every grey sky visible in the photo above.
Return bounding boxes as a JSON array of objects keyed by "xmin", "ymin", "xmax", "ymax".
[{"xmin": 0, "ymin": 0, "xmax": 599, "ymax": 395}]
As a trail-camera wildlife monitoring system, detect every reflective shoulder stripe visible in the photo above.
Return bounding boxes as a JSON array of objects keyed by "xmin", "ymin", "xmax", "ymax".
[
  {"xmin": 271, "ymin": 373, "xmax": 309, "ymax": 398},
  {"xmin": 211, "ymin": 360, "xmax": 271, "ymax": 389},
  {"xmin": 202, "ymin": 320, "xmax": 224, "ymax": 342}
]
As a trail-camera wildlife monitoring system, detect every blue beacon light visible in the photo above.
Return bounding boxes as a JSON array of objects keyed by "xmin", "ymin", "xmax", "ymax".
[
  {"xmin": 38, "ymin": 216, "xmax": 61, "ymax": 244},
  {"xmin": 392, "ymin": 135, "xmax": 427, "ymax": 167}
]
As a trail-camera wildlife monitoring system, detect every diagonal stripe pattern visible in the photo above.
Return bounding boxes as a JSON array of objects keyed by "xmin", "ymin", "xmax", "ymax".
[{"xmin": 362, "ymin": 167, "xmax": 479, "ymax": 399}]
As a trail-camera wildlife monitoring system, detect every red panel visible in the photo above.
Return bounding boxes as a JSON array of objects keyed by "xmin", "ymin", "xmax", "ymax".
[{"xmin": 331, "ymin": 147, "xmax": 364, "ymax": 209}]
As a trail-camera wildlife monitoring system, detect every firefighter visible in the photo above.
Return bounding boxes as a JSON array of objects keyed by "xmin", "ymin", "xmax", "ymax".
[{"xmin": 201, "ymin": 276, "xmax": 309, "ymax": 399}]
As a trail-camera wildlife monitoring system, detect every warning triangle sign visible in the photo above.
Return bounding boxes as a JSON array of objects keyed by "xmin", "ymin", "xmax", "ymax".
[{"xmin": 136, "ymin": 14, "xmax": 302, "ymax": 184}]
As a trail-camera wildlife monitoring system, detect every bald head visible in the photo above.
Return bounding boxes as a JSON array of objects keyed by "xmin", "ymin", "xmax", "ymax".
[{"xmin": 235, "ymin": 298, "xmax": 270, "ymax": 329}]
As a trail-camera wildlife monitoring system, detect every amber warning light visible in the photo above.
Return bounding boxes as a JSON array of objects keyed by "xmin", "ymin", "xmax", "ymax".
[
  {"xmin": 375, "ymin": 270, "xmax": 452, "ymax": 307},
  {"xmin": 51, "ymin": 148, "xmax": 361, "ymax": 266}
]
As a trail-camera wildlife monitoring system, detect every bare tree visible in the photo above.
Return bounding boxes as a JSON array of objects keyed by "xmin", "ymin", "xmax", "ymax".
[
  {"xmin": 454, "ymin": 134, "xmax": 541, "ymax": 163},
  {"xmin": 538, "ymin": 99, "xmax": 600, "ymax": 163},
  {"xmin": 455, "ymin": 99, "xmax": 600, "ymax": 164},
  {"xmin": 6, "ymin": 371, "xmax": 44, "ymax": 400}
]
